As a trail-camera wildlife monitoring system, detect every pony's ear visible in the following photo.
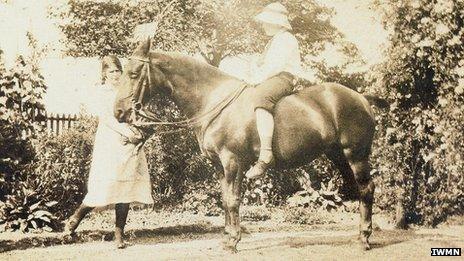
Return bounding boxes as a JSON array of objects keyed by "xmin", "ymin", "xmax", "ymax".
[{"xmin": 133, "ymin": 38, "xmax": 151, "ymax": 57}]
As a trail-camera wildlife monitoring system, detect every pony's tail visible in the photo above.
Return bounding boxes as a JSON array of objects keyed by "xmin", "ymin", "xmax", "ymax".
[{"xmin": 363, "ymin": 95, "xmax": 389, "ymax": 109}]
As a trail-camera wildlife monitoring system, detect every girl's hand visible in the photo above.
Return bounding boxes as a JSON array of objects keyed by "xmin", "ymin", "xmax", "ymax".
[
  {"xmin": 120, "ymin": 130, "xmax": 144, "ymax": 145},
  {"xmin": 120, "ymin": 135, "xmax": 130, "ymax": 145},
  {"xmin": 128, "ymin": 132, "xmax": 144, "ymax": 144}
]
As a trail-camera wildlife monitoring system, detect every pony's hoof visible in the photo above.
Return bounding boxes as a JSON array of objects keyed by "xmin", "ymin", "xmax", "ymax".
[
  {"xmin": 223, "ymin": 244, "xmax": 238, "ymax": 253},
  {"xmin": 359, "ymin": 239, "xmax": 371, "ymax": 251},
  {"xmin": 116, "ymin": 242, "xmax": 126, "ymax": 249},
  {"xmin": 62, "ymin": 227, "xmax": 77, "ymax": 242},
  {"xmin": 362, "ymin": 242, "xmax": 371, "ymax": 251},
  {"xmin": 62, "ymin": 233, "xmax": 77, "ymax": 243}
]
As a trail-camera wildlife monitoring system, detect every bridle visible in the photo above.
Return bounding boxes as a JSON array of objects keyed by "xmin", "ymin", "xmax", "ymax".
[
  {"xmin": 124, "ymin": 53, "xmax": 249, "ymax": 129},
  {"xmin": 131, "ymin": 56, "xmax": 152, "ymax": 112}
]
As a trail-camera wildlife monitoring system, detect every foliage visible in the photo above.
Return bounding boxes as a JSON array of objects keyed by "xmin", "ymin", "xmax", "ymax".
[
  {"xmin": 24, "ymin": 115, "xmax": 97, "ymax": 221},
  {"xmin": 315, "ymin": 63, "xmax": 368, "ymax": 91},
  {"xmin": 52, "ymin": 0, "xmax": 342, "ymax": 66},
  {"xmin": 0, "ymin": 186, "xmax": 58, "ymax": 233},
  {"xmin": 142, "ymin": 94, "xmax": 217, "ymax": 205},
  {"xmin": 0, "ymin": 34, "xmax": 47, "ymax": 202},
  {"xmin": 0, "ymin": 33, "xmax": 47, "ymax": 129},
  {"xmin": 240, "ymin": 205, "xmax": 271, "ymax": 221},
  {"xmin": 0, "ymin": 33, "xmax": 50, "ymax": 231},
  {"xmin": 367, "ymin": 0, "xmax": 464, "ymax": 226},
  {"xmin": 243, "ymin": 170, "xmax": 300, "ymax": 207},
  {"xmin": 0, "ymin": 114, "xmax": 95, "ymax": 232},
  {"xmin": 286, "ymin": 181, "xmax": 344, "ymax": 212},
  {"xmin": 180, "ymin": 181, "xmax": 222, "ymax": 216},
  {"xmin": 283, "ymin": 206, "xmax": 335, "ymax": 225}
]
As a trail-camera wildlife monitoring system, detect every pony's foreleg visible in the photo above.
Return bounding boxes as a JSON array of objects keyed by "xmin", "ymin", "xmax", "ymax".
[
  {"xmin": 219, "ymin": 152, "xmax": 244, "ymax": 253},
  {"xmin": 219, "ymin": 173, "xmax": 231, "ymax": 236}
]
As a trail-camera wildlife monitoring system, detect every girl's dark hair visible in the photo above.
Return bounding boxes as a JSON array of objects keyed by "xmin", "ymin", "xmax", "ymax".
[{"xmin": 101, "ymin": 55, "xmax": 122, "ymax": 84}]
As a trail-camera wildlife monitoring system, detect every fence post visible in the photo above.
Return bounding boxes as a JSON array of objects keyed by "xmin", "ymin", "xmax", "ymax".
[{"xmin": 57, "ymin": 114, "xmax": 62, "ymax": 135}]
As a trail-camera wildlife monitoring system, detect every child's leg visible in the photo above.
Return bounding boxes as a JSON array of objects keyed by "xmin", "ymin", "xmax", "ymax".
[
  {"xmin": 255, "ymin": 108, "xmax": 274, "ymax": 163},
  {"xmin": 65, "ymin": 204, "xmax": 94, "ymax": 235},
  {"xmin": 245, "ymin": 108, "xmax": 274, "ymax": 179},
  {"xmin": 115, "ymin": 203, "xmax": 130, "ymax": 249}
]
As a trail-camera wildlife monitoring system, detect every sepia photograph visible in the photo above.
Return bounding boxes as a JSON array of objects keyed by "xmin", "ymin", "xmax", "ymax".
[{"xmin": 0, "ymin": 0, "xmax": 463, "ymax": 260}]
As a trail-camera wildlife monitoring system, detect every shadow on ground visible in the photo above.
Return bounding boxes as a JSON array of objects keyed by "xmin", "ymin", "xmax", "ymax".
[
  {"xmin": 0, "ymin": 222, "xmax": 428, "ymax": 254},
  {"xmin": 282, "ymin": 229, "xmax": 422, "ymax": 250},
  {"xmin": 0, "ymin": 223, "xmax": 223, "ymax": 253}
]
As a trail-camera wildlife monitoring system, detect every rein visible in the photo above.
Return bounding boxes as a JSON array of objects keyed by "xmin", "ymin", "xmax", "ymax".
[{"xmin": 128, "ymin": 55, "xmax": 248, "ymax": 129}]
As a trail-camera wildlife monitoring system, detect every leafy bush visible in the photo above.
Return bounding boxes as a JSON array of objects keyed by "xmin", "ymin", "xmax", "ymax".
[
  {"xmin": 287, "ymin": 181, "xmax": 344, "ymax": 212},
  {"xmin": 283, "ymin": 206, "xmax": 335, "ymax": 225},
  {"xmin": 0, "ymin": 48, "xmax": 46, "ymax": 202},
  {"xmin": 366, "ymin": 0, "xmax": 464, "ymax": 226},
  {"xmin": 180, "ymin": 181, "xmax": 222, "ymax": 216},
  {"xmin": 142, "ymin": 95, "xmax": 217, "ymax": 206},
  {"xmin": 0, "ymin": 186, "xmax": 58, "ymax": 233},
  {"xmin": 240, "ymin": 205, "xmax": 271, "ymax": 221},
  {"xmin": 25, "ymin": 115, "xmax": 96, "ymax": 220},
  {"xmin": 242, "ymin": 169, "xmax": 301, "ymax": 207},
  {"xmin": 0, "ymin": 39, "xmax": 51, "ymax": 232},
  {"xmin": 2, "ymin": 114, "xmax": 97, "ymax": 232}
]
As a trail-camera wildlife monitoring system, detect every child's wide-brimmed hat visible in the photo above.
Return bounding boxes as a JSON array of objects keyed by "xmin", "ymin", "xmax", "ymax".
[{"xmin": 254, "ymin": 2, "xmax": 292, "ymax": 30}]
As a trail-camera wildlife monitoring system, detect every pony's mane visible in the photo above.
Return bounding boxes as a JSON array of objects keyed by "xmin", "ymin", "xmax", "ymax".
[{"xmin": 149, "ymin": 51, "xmax": 234, "ymax": 80}]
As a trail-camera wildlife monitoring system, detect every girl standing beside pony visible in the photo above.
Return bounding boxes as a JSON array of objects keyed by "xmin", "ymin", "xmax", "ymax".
[{"xmin": 64, "ymin": 55, "xmax": 153, "ymax": 249}]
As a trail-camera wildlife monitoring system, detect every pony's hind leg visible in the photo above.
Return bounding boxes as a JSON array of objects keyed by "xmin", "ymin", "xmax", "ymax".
[
  {"xmin": 219, "ymin": 151, "xmax": 245, "ymax": 253},
  {"xmin": 326, "ymin": 149, "xmax": 359, "ymax": 200},
  {"xmin": 343, "ymin": 148, "xmax": 374, "ymax": 250}
]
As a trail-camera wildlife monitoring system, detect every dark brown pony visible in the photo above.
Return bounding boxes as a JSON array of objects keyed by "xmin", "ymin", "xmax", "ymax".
[{"xmin": 114, "ymin": 40, "xmax": 387, "ymax": 252}]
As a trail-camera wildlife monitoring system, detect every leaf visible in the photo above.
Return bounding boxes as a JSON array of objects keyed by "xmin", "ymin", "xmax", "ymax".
[
  {"xmin": 327, "ymin": 180, "xmax": 334, "ymax": 191},
  {"xmin": 40, "ymin": 216, "xmax": 51, "ymax": 223},
  {"xmin": 10, "ymin": 208, "xmax": 23, "ymax": 215},
  {"xmin": 33, "ymin": 210, "xmax": 53, "ymax": 218},
  {"xmin": 320, "ymin": 190, "xmax": 336, "ymax": 197},
  {"xmin": 31, "ymin": 220, "xmax": 38, "ymax": 229},
  {"xmin": 0, "ymin": 96, "xmax": 7, "ymax": 105},
  {"xmin": 29, "ymin": 201, "xmax": 42, "ymax": 211},
  {"xmin": 321, "ymin": 200, "xmax": 329, "ymax": 209},
  {"xmin": 333, "ymin": 195, "xmax": 342, "ymax": 203},
  {"xmin": 45, "ymin": 201, "xmax": 58, "ymax": 207},
  {"xmin": 43, "ymin": 225, "xmax": 53, "ymax": 232},
  {"xmin": 424, "ymin": 153, "xmax": 436, "ymax": 163},
  {"xmin": 327, "ymin": 201, "xmax": 337, "ymax": 207}
]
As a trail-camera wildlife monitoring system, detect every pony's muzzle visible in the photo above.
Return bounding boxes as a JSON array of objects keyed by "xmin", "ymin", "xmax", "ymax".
[
  {"xmin": 115, "ymin": 109, "xmax": 125, "ymax": 122},
  {"xmin": 114, "ymin": 107, "xmax": 133, "ymax": 123}
]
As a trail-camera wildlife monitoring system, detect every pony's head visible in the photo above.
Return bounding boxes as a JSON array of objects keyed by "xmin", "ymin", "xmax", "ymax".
[{"xmin": 114, "ymin": 39, "xmax": 173, "ymax": 123}]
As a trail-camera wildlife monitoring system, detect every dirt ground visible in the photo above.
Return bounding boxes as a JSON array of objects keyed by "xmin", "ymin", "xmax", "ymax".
[{"xmin": 1, "ymin": 210, "xmax": 463, "ymax": 260}]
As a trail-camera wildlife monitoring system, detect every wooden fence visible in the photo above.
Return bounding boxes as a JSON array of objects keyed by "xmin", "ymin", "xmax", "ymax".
[
  {"xmin": 24, "ymin": 107, "xmax": 80, "ymax": 136},
  {"xmin": 43, "ymin": 113, "xmax": 79, "ymax": 135}
]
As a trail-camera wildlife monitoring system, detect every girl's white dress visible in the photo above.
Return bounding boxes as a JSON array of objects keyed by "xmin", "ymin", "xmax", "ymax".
[{"xmin": 82, "ymin": 84, "xmax": 153, "ymax": 207}]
